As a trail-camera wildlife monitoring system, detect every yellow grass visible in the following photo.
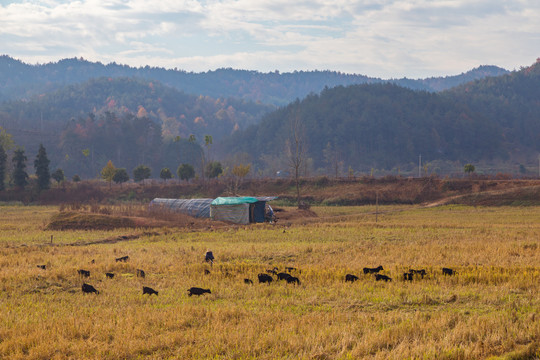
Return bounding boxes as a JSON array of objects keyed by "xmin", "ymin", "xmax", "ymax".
[{"xmin": 0, "ymin": 204, "xmax": 539, "ymax": 359}]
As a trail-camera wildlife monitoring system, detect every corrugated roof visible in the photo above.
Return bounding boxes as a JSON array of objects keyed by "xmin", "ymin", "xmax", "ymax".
[{"xmin": 149, "ymin": 198, "xmax": 213, "ymax": 218}]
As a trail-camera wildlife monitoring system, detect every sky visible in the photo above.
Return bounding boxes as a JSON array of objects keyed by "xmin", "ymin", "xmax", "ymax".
[{"xmin": 0, "ymin": 0, "xmax": 539, "ymax": 79}]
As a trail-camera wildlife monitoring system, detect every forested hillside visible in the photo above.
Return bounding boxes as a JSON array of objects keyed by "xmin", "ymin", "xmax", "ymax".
[
  {"xmin": 222, "ymin": 60, "xmax": 540, "ymax": 176},
  {"xmin": 447, "ymin": 61, "xmax": 540, "ymax": 156},
  {"xmin": 0, "ymin": 56, "xmax": 536, "ymax": 182},
  {"xmin": 0, "ymin": 77, "xmax": 272, "ymax": 178},
  {"xmin": 0, "ymin": 55, "xmax": 508, "ymax": 106}
]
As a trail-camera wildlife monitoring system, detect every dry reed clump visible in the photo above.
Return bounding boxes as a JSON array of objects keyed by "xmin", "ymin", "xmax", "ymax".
[
  {"xmin": 0, "ymin": 204, "xmax": 539, "ymax": 359},
  {"xmin": 45, "ymin": 211, "xmax": 136, "ymax": 230}
]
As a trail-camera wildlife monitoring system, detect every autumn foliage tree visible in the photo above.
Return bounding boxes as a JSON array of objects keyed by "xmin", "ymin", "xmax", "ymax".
[
  {"xmin": 231, "ymin": 164, "xmax": 250, "ymax": 195},
  {"xmin": 101, "ymin": 160, "xmax": 117, "ymax": 188},
  {"xmin": 464, "ymin": 164, "xmax": 475, "ymax": 176}
]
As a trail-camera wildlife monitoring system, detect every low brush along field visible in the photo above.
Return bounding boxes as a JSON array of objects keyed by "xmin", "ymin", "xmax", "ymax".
[{"xmin": 0, "ymin": 204, "xmax": 539, "ymax": 359}]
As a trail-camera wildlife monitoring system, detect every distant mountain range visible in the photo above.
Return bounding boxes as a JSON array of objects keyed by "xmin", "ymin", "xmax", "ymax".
[{"xmin": 0, "ymin": 55, "xmax": 508, "ymax": 106}]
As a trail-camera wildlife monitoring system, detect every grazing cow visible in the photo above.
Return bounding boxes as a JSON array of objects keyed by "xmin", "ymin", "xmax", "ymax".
[
  {"xmin": 363, "ymin": 266, "xmax": 384, "ymax": 274},
  {"xmin": 266, "ymin": 267, "xmax": 278, "ymax": 275},
  {"xmin": 204, "ymin": 269, "xmax": 211, "ymax": 275},
  {"xmin": 244, "ymin": 278, "xmax": 253, "ymax": 285},
  {"xmin": 374, "ymin": 274, "xmax": 392, "ymax": 282},
  {"xmin": 277, "ymin": 272, "xmax": 292, "ymax": 281},
  {"xmin": 410, "ymin": 269, "xmax": 426, "ymax": 278},
  {"xmin": 77, "ymin": 269, "xmax": 90, "ymax": 277},
  {"xmin": 105, "ymin": 272, "xmax": 115, "ymax": 279},
  {"xmin": 82, "ymin": 283, "xmax": 99, "ymax": 294},
  {"xmin": 205, "ymin": 251, "xmax": 214, "ymax": 265},
  {"xmin": 90, "ymin": 259, "xmax": 95, "ymax": 264},
  {"xmin": 345, "ymin": 274, "xmax": 359, "ymax": 282},
  {"xmin": 286, "ymin": 276, "xmax": 300, "ymax": 285},
  {"xmin": 403, "ymin": 272, "xmax": 413, "ymax": 281},
  {"xmin": 136, "ymin": 269, "xmax": 146, "ymax": 278},
  {"xmin": 188, "ymin": 287, "xmax": 211, "ymax": 296},
  {"xmin": 116, "ymin": 256, "xmax": 129, "ymax": 262},
  {"xmin": 37, "ymin": 265, "xmax": 46, "ymax": 270},
  {"xmin": 285, "ymin": 267, "xmax": 297, "ymax": 272},
  {"xmin": 442, "ymin": 267, "xmax": 456, "ymax": 276},
  {"xmin": 143, "ymin": 286, "xmax": 158, "ymax": 296},
  {"xmin": 258, "ymin": 273, "xmax": 273, "ymax": 284}
]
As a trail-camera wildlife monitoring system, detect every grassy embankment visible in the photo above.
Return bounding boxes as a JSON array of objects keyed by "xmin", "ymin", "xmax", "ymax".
[{"xmin": 0, "ymin": 204, "xmax": 539, "ymax": 359}]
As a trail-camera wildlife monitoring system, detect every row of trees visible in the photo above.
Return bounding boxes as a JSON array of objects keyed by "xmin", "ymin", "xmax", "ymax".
[
  {"xmin": 0, "ymin": 142, "xmax": 232, "ymax": 192},
  {"xmin": 1, "ymin": 119, "xmax": 245, "ymax": 191},
  {"xmin": 0, "ymin": 143, "xmax": 62, "ymax": 191},
  {"xmin": 99, "ymin": 161, "xmax": 196, "ymax": 187},
  {"xmin": 99, "ymin": 160, "xmax": 226, "ymax": 187}
]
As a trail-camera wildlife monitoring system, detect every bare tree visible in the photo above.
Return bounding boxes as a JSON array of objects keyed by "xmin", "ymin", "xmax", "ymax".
[
  {"xmin": 323, "ymin": 141, "xmax": 343, "ymax": 178},
  {"xmin": 286, "ymin": 112, "xmax": 306, "ymax": 208}
]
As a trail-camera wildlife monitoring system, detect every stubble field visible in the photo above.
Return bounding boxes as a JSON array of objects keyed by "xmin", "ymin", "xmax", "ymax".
[{"xmin": 0, "ymin": 204, "xmax": 539, "ymax": 359}]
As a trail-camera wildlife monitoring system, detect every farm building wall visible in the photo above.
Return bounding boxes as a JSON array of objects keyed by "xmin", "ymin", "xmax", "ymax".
[{"xmin": 210, "ymin": 203, "xmax": 250, "ymax": 224}]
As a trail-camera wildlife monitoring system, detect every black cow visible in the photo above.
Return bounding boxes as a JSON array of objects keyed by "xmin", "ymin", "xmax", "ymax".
[
  {"xmin": 266, "ymin": 267, "xmax": 278, "ymax": 275},
  {"xmin": 188, "ymin": 287, "xmax": 211, "ymax": 296},
  {"xmin": 374, "ymin": 274, "xmax": 392, "ymax": 282},
  {"xmin": 285, "ymin": 267, "xmax": 297, "ymax": 272},
  {"xmin": 115, "ymin": 256, "xmax": 129, "ymax": 262},
  {"xmin": 105, "ymin": 272, "xmax": 115, "ymax": 279},
  {"xmin": 363, "ymin": 266, "xmax": 384, "ymax": 274},
  {"xmin": 143, "ymin": 286, "xmax": 158, "ymax": 296},
  {"xmin": 204, "ymin": 269, "xmax": 211, "ymax": 275},
  {"xmin": 403, "ymin": 272, "xmax": 413, "ymax": 281},
  {"xmin": 82, "ymin": 283, "xmax": 99, "ymax": 294},
  {"xmin": 410, "ymin": 269, "xmax": 426, "ymax": 278},
  {"xmin": 442, "ymin": 267, "xmax": 456, "ymax": 276},
  {"xmin": 345, "ymin": 274, "xmax": 359, "ymax": 282},
  {"xmin": 37, "ymin": 265, "xmax": 46, "ymax": 270},
  {"xmin": 136, "ymin": 269, "xmax": 146, "ymax": 278},
  {"xmin": 205, "ymin": 251, "xmax": 214, "ymax": 265},
  {"xmin": 277, "ymin": 272, "xmax": 292, "ymax": 281},
  {"xmin": 78, "ymin": 269, "xmax": 90, "ymax": 277},
  {"xmin": 286, "ymin": 276, "xmax": 300, "ymax": 285},
  {"xmin": 258, "ymin": 273, "xmax": 273, "ymax": 284},
  {"xmin": 244, "ymin": 278, "xmax": 253, "ymax": 285}
]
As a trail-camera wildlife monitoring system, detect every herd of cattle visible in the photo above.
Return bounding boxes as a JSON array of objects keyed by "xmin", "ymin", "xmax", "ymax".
[{"xmin": 36, "ymin": 251, "xmax": 457, "ymax": 298}]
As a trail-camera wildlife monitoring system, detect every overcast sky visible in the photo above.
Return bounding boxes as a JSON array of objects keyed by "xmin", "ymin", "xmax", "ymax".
[{"xmin": 1, "ymin": 0, "xmax": 539, "ymax": 78}]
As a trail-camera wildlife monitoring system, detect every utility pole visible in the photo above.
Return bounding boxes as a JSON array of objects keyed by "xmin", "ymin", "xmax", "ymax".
[{"xmin": 418, "ymin": 154, "xmax": 422, "ymax": 177}]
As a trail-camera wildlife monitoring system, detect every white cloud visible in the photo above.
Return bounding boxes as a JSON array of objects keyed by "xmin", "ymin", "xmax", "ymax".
[{"xmin": 0, "ymin": 0, "xmax": 539, "ymax": 77}]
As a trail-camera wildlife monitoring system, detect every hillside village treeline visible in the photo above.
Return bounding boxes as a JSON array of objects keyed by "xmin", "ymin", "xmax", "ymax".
[{"xmin": 0, "ymin": 56, "xmax": 539, "ymax": 189}]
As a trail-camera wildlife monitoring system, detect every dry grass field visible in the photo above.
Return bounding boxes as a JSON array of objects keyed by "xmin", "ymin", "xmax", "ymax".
[{"xmin": 0, "ymin": 203, "xmax": 539, "ymax": 359}]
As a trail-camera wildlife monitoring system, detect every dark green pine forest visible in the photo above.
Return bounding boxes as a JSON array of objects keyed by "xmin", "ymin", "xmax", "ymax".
[{"xmin": 222, "ymin": 60, "xmax": 540, "ymax": 175}]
